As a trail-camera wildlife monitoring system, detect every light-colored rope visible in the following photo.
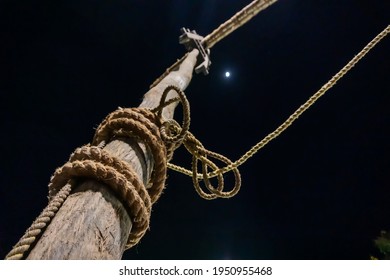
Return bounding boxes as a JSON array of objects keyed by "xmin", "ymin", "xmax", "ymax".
[
  {"xmin": 5, "ymin": 184, "xmax": 72, "ymax": 260},
  {"xmin": 92, "ymin": 107, "xmax": 168, "ymax": 203},
  {"xmin": 168, "ymin": 24, "xmax": 390, "ymax": 179},
  {"xmin": 202, "ymin": 0, "xmax": 278, "ymax": 49}
]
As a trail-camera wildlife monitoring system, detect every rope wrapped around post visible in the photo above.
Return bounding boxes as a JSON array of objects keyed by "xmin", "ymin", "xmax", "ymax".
[
  {"xmin": 48, "ymin": 145, "xmax": 154, "ymax": 248},
  {"xmin": 5, "ymin": 85, "xmax": 241, "ymax": 259},
  {"xmin": 7, "ymin": 21, "xmax": 388, "ymax": 256}
]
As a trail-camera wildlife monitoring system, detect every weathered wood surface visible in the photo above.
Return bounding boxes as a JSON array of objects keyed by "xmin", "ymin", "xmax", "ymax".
[{"xmin": 26, "ymin": 49, "xmax": 198, "ymax": 259}]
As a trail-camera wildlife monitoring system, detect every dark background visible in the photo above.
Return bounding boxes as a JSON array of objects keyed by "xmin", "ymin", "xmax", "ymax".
[{"xmin": 0, "ymin": 0, "xmax": 389, "ymax": 259}]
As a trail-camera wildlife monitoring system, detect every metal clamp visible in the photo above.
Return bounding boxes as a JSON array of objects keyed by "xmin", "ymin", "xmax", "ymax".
[{"xmin": 179, "ymin": 28, "xmax": 211, "ymax": 75}]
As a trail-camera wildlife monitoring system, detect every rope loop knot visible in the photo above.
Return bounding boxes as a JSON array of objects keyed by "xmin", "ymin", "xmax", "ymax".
[{"xmin": 184, "ymin": 133, "xmax": 241, "ymax": 200}]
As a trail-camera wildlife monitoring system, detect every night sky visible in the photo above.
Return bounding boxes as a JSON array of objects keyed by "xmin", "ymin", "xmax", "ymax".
[{"xmin": 1, "ymin": 0, "xmax": 389, "ymax": 260}]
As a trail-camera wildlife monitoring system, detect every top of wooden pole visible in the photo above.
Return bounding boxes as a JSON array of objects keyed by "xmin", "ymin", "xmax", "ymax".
[{"xmin": 151, "ymin": 0, "xmax": 278, "ymax": 87}]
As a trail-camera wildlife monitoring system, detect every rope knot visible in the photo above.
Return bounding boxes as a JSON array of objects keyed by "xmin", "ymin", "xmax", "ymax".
[{"xmin": 92, "ymin": 107, "xmax": 167, "ymax": 204}]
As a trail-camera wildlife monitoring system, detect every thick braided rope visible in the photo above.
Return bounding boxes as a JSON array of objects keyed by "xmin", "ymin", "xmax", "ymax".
[
  {"xmin": 46, "ymin": 107, "xmax": 170, "ymax": 248},
  {"xmin": 48, "ymin": 145, "xmax": 152, "ymax": 248},
  {"xmin": 185, "ymin": 132, "xmax": 241, "ymax": 200},
  {"xmin": 5, "ymin": 184, "xmax": 72, "ymax": 260},
  {"xmin": 168, "ymin": 24, "xmax": 390, "ymax": 179}
]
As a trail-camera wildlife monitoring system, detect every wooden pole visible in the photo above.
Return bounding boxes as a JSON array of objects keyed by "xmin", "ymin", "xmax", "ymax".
[
  {"xmin": 11, "ymin": 0, "xmax": 279, "ymax": 260},
  {"xmin": 25, "ymin": 49, "xmax": 199, "ymax": 259}
]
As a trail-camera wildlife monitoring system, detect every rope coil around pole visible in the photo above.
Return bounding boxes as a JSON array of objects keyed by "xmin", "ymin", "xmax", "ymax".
[
  {"xmin": 167, "ymin": 24, "xmax": 390, "ymax": 179},
  {"xmin": 92, "ymin": 107, "xmax": 168, "ymax": 204},
  {"xmin": 48, "ymin": 145, "xmax": 152, "ymax": 249}
]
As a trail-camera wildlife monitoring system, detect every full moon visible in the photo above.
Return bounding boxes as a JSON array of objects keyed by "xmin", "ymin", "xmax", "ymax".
[{"xmin": 225, "ymin": 71, "xmax": 231, "ymax": 78}]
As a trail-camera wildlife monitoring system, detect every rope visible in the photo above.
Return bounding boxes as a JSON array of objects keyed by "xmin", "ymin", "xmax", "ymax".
[
  {"xmin": 168, "ymin": 24, "xmax": 390, "ymax": 179},
  {"xmin": 92, "ymin": 108, "xmax": 168, "ymax": 203},
  {"xmin": 5, "ymin": 184, "xmax": 72, "ymax": 260},
  {"xmin": 6, "ymin": 84, "xmax": 223, "ymax": 259},
  {"xmin": 5, "ymin": 0, "xmax": 387, "ymax": 259},
  {"xmin": 150, "ymin": 54, "xmax": 188, "ymax": 89},
  {"xmin": 202, "ymin": 0, "xmax": 278, "ymax": 49},
  {"xmin": 49, "ymin": 145, "xmax": 154, "ymax": 249},
  {"xmin": 4, "ymin": 2, "xmax": 285, "ymax": 257},
  {"xmin": 185, "ymin": 132, "xmax": 241, "ymax": 200}
]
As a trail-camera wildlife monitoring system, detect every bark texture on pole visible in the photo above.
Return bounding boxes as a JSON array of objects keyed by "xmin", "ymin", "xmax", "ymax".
[{"xmin": 25, "ymin": 49, "xmax": 199, "ymax": 259}]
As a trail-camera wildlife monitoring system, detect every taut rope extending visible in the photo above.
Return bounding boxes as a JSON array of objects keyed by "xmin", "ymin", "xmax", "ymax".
[
  {"xmin": 167, "ymin": 25, "xmax": 390, "ymax": 179},
  {"xmin": 152, "ymin": 86, "xmax": 241, "ymax": 200}
]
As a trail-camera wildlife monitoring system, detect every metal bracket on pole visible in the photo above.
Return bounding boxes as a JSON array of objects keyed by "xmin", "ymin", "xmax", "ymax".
[{"xmin": 179, "ymin": 28, "xmax": 211, "ymax": 75}]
